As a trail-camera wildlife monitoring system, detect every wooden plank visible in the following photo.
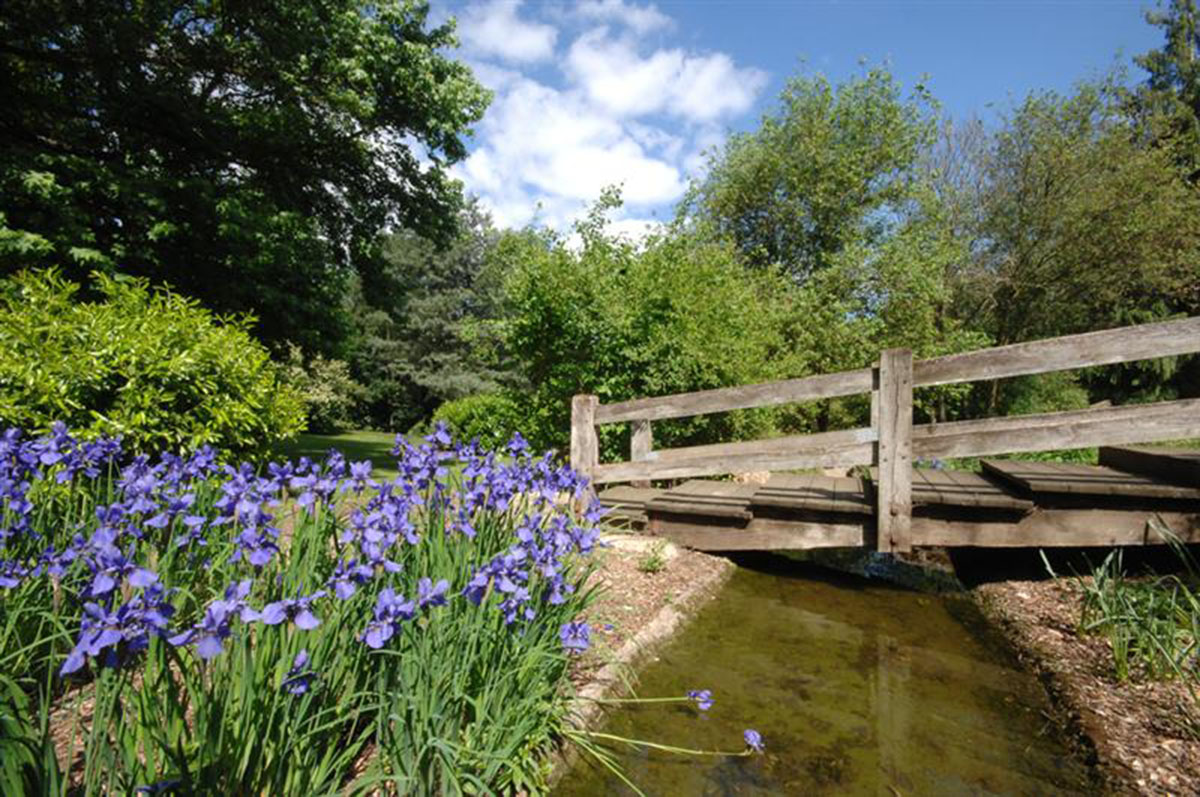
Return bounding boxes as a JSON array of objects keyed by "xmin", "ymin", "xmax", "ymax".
[
  {"xmin": 910, "ymin": 508, "xmax": 1200, "ymax": 547},
  {"xmin": 648, "ymin": 426, "xmax": 877, "ymax": 464},
  {"xmin": 630, "ymin": 418, "xmax": 653, "ymax": 488},
  {"xmin": 751, "ymin": 474, "xmax": 874, "ymax": 515},
  {"xmin": 647, "ymin": 480, "xmax": 758, "ymax": 520},
  {"xmin": 594, "ymin": 368, "xmax": 873, "ymax": 425},
  {"xmin": 914, "ymin": 316, "xmax": 1200, "ymax": 388},
  {"xmin": 592, "ymin": 430, "xmax": 875, "ymax": 484},
  {"xmin": 1100, "ymin": 446, "xmax": 1200, "ymax": 487},
  {"xmin": 876, "ymin": 348, "xmax": 914, "ymax": 553},
  {"xmin": 980, "ymin": 459, "xmax": 1200, "ymax": 500},
  {"xmin": 912, "ymin": 398, "xmax": 1200, "ymax": 461},
  {"xmin": 652, "ymin": 515, "xmax": 866, "ymax": 551},
  {"xmin": 598, "ymin": 485, "xmax": 664, "ymax": 510},
  {"xmin": 570, "ymin": 394, "xmax": 599, "ymax": 487},
  {"xmin": 871, "ymin": 467, "xmax": 1034, "ymax": 511}
]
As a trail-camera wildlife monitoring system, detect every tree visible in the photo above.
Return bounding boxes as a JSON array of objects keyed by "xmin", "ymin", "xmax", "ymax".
[
  {"xmin": 1135, "ymin": 0, "xmax": 1200, "ymax": 182},
  {"xmin": 945, "ymin": 81, "xmax": 1200, "ymax": 407},
  {"xmin": 0, "ymin": 0, "xmax": 489, "ymax": 352},
  {"xmin": 682, "ymin": 68, "xmax": 938, "ymax": 281},
  {"xmin": 499, "ymin": 193, "xmax": 787, "ymax": 455},
  {"xmin": 348, "ymin": 199, "xmax": 511, "ymax": 430}
]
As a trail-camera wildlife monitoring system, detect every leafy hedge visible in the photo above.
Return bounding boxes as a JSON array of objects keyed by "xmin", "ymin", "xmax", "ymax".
[
  {"xmin": 432, "ymin": 392, "xmax": 526, "ymax": 451},
  {"xmin": 0, "ymin": 270, "xmax": 304, "ymax": 455}
]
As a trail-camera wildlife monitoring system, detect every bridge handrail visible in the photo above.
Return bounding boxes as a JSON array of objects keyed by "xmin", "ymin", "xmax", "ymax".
[
  {"xmin": 571, "ymin": 315, "xmax": 1200, "ymax": 553},
  {"xmin": 594, "ymin": 316, "xmax": 1200, "ymax": 425}
]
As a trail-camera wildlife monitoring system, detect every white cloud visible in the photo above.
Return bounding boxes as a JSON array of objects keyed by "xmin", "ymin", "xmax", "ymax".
[
  {"xmin": 575, "ymin": 0, "xmax": 672, "ymax": 36},
  {"xmin": 565, "ymin": 28, "xmax": 767, "ymax": 122},
  {"xmin": 450, "ymin": 1, "xmax": 768, "ymax": 232},
  {"xmin": 456, "ymin": 73, "xmax": 685, "ymax": 228},
  {"xmin": 459, "ymin": 1, "xmax": 557, "ymax": 63}
]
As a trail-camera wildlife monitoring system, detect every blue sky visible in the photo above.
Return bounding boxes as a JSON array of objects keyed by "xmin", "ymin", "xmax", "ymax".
[{"xmin": 438, "ymin": 0, "xmax": 1166, "ymax": 234}]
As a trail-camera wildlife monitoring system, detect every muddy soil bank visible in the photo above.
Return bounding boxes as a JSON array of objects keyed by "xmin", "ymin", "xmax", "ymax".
[{"xmin": 975, "ymin": 578, "xmax": 1200, "ymax": 796}]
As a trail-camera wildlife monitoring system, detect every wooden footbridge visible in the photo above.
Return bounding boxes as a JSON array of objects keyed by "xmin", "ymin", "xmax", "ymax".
[{"xmin": 569, "ymin": 317, "xmax": 1200, "ymax": 553}]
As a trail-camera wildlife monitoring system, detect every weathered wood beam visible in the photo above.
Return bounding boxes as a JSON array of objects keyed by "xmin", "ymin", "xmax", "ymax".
[
  {"xmin": 569, "ymin": 394, "xmax": 599, "ymax": 489},
  {"xmin": 591, "ymin": 427, "xmax": 876, "ymax": 484},
  {"xmin": 876, "ymin": 349, "xmax": 914, "ymax": 554},
  {"xmin": 909, "ymin": 508, "xmax": 1200, "ymax": 547},
  {"xmin": 594, "ymin": 368, "xmax": 873, "ymax": 425},
  {"xmin": 650, "ymin": 515, "xmax": 866, "ymax": 551},
  {"xmin": 630, "ymin": 418, "xmax": 652, "ymax": 489},
  {"xmin": 914, "ymin": 315, "xmax": 1200, "ymax": 388},
  {"xmin": 912, "ymin": 398, "xmax": 1200, "ymax": 460}
]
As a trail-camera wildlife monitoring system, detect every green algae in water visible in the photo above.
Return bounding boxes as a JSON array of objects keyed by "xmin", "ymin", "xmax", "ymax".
[{"xmin": 558, "ymin": 559, "xmax": 1092, "ymax": 796}]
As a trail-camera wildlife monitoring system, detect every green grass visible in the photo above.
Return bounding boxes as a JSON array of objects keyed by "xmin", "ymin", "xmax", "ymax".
[{"xmin": 273, "ymin": 429, "xmax": 404, "ymax": 479}]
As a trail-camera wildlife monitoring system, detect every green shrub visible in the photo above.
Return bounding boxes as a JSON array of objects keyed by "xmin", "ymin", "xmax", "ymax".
[
  {"xmin": 282, "ymin": 344, "xmax": 365, "ymax": 435},
  {"xmin": 497, "ymin": 194, "xmax": 785, "ymax": 457},
  {"xmin": 433, "ymin": 392, "xmax": 526, "ymax": 451},
  {"xmin": 0, "ymin": 269, "xmax": 304, "ymax": 455}
]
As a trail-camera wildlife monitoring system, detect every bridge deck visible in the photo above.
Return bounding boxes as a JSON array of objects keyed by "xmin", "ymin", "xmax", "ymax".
[{"xmin": 598, "ymin": 446, "xmax": 1200, "ymax": 551}]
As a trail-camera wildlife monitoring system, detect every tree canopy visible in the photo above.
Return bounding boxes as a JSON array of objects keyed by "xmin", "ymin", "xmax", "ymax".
[
  {"xmin": 0, "ymin": 0, "xmax": 489, "ymax": 352},
  {"xmin": 682, "ymin": 68, "xmax": 937, "ymax": 281}
]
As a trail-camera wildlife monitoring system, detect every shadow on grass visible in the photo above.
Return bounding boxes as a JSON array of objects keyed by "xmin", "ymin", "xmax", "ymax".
[{"xmin": 273, "ymin": 429, "xmax": 404, "ymax": 479}]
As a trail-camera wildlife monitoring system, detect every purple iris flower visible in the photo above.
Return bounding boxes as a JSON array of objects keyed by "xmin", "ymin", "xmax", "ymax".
[
  {"xmin": 283, "ymin": 649, "xmax": 314, "ymax": 695},
  {"xmin": 417, "ymin": 577, "xmax": 449, "ymax": 609},
  {"xmin": 559, "ymin": 621, "xmax": 590, "ymax": 654},
  {"xmin": 360, "ymin": 588, "xmax": 416, "ymax": 649},
  {"xmin": 687, "ymin": 689, "xmax": 714, "ymax": 712},
  {"xmin": 168, "ymin": 580, "xmax": 254, "ymax": 660},
  {"xmin": 253, "ymin": 590, "xmax": 325, "ymax": 630},
  {"xmin": 743, "ymin": 729, "xmax": 765, "ymax": 753}
]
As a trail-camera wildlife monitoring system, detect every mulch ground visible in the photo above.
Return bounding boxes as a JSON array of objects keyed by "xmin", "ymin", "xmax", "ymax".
[
  {"xmin": 568, "ymin": 535, "xmax": 734, "ymax": 690},
  {"xmin": 975, "ymin": 578, "xmax": 1200, "ymax": 796}
]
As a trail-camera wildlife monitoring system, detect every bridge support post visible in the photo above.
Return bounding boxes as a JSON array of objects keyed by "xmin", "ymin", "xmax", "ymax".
[
  {"xmin": 570, "ymin": 394, "xmax": 600, "ymax": 497},
  {"xmin": 631, "ymin": 419, "xmax": 653, "ymax": 488},
  {"xmin": 876, "ymin": 349, "xmax": 913, "ymax": 554}
]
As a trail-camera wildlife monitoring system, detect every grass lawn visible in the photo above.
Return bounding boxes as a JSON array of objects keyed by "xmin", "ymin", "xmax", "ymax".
[{"xmin": 273, "ymin": 429, "xmax": 404, "ymax": 479}]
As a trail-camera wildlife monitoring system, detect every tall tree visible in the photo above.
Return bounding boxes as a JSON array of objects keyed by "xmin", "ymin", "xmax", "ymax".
[
  {"xmin": 945, "ymin": 81, "xmax": 1200, "ymax": 406},
  {"xmin": 0, "ymin": 0, "xmax": 489, "ymax": 352},
  {"xmin": 681, "ymin": 68, "xmax": 938, "ymax": 281},
  {"xmin": 349, "ymin": 199, "xmax": 510, "ymax": 430},
  {"xmin": 1135, "ymin": 0, "xmax": 1200, "ymax": 182}
]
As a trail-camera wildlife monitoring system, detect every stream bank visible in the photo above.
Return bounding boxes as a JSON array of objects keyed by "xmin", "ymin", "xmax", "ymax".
[{"xmin": 976, "ymin": 578, "xmax": 1200, "ymax": 796}]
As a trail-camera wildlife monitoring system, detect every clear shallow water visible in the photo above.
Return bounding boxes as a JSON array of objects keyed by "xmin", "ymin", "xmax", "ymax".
[{"xmin": 557, "ymin": 556, "xmax": 1092, "ymax": 796}]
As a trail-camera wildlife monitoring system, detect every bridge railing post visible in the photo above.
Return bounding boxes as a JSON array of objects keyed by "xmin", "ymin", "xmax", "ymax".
[
  {"xmin": 570, "ymin": 394, "xmax": 600, "ymax": 497},
  {"xmin": 630, "ymin": 419, "xmax": 653, "ymax": 488},
  {"xmin": 875, "ymin": 348, "xmax": 913, "ymax": 554}
]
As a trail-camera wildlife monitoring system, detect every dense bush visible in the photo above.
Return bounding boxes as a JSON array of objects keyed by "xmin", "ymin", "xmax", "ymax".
[
  {"xmin": 498, "ymin": 196, "xmax": 785, "ymax": 458},
  {"xmin": 282, "ymin": 344, "xmax": 365, "ymax": 434},
  {"xmin": 432, "ymin": 392, "xmax": 526, "ymax": 451},
  {"xmin": 0, "ymin": 270, "xmax": 304, "ymax": 455}
]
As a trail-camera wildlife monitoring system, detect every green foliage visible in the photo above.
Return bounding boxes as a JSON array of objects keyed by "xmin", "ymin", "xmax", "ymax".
[
  {"xmin": 976, "ymin": 82, "xmax": 1199, "ymax": 344},
  {"xmin": 350, "ymin": 200, "xmax": 513, "ymax": 430},
  {"xmin": 0, "ymin": 0, "xmax": 489, "ymax": 352},
  {"xmin": 282, "ymin": 345, "xmax": 365, "ymax": 435},
  {"xmin": 683, "ymin": 67, "xmax": 938, "ymax": 280},
  {"xmin": 637, "ymin": 542, "xmax": 669, "ymax": 575},
  {"xmin": 433, "ymin": 393, "xmax": 526, "ymax": 452},
  {"xmin": 1134, "ymin": 0, "xmax": 1200, "ymax": 183},
  {"xmin": 1074, "ymin": 523, "xmax": 1200, "ymax": 702},
  {"xmin": 2, "ymin": 432, "xmax": 599, "ymax": 793},
  {"xmin": 499, "ymin": 192, "xmax": 785, "ymax": 456},
  {"xmin": 0, "ymin": 270, "xmax": 304, "ymax": 455}
]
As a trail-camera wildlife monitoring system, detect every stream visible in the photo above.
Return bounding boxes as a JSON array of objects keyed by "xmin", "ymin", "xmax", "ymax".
[{"xmin": 557, "ymin": 555, "xmax": 1092, "ymax": 796}]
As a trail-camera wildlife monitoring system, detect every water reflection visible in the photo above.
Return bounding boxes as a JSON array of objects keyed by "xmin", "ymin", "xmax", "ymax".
[{"xmin": 557, "ymin": 557, "xmax": 1090, "ymax": 796}]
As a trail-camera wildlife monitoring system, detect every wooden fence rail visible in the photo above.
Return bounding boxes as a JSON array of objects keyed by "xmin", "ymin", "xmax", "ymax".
[{"xmin": 570, "ymin": 316, "xmax": 1200, "ymax": 553}]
